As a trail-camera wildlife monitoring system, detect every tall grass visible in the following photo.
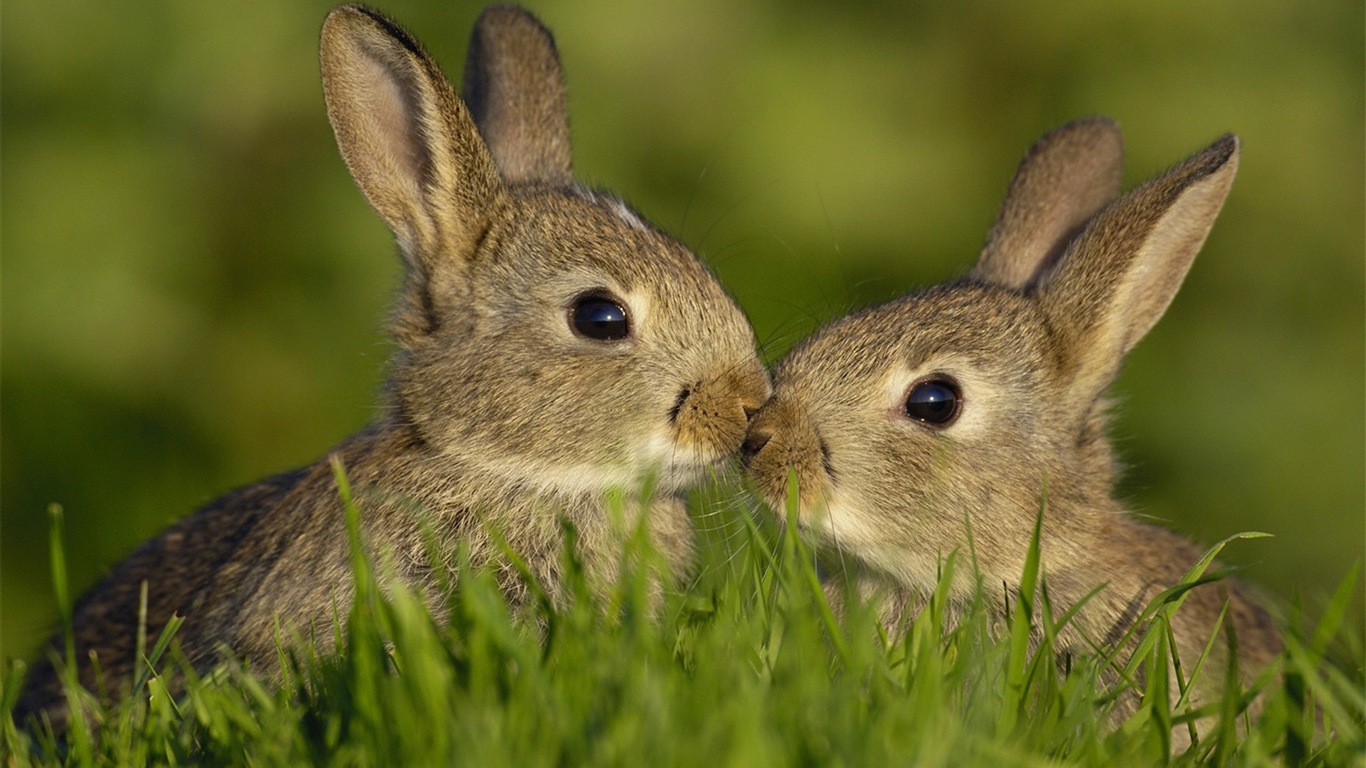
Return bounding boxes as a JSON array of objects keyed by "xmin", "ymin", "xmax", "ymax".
[{"xmin": 3, "ymin": 469, "xmax": 1362, "ymax": 766}]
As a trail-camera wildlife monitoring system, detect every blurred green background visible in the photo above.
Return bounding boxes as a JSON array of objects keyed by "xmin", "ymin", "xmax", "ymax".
[{"xmin": 3, "ymin": 0, "xmax": 1362, "ymax": 664}]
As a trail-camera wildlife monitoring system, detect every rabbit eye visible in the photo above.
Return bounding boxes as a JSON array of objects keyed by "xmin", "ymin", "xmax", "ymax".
[
  {"xmin": 905, "ymin": 378, "xmax": 961, "ymax": 428},
  {"xmin": 570, "ymin": 292, "xmax": 630, "ymax": 341}
]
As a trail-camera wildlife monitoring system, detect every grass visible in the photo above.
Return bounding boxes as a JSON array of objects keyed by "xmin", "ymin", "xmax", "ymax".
[{"xmin": 2, "ymin": 466, "xmax": 1363, "ymax": 767}]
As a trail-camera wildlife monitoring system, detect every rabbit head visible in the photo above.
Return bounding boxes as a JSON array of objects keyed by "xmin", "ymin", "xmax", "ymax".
[
  {"xmin": 744, "ymin": 119, "xmax": 1242, "ymax": 603},
  {"xmin": 321, "ymin": 6, "xmax": 770, "ymax": 502}
]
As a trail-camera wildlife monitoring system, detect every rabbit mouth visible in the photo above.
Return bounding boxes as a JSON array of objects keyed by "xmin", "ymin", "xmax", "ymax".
[
  {"xmin": 640, "ymin": 434, "xmax": 740, "ymax": 493},
  {"xmin": 747, "ymin": 451, "xmax": 835, "ymax": 522}
]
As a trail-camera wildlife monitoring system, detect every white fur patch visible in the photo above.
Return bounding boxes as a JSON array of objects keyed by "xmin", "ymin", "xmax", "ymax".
[
  {"xmin": 609, "ymin": 198, "xmax": 648, "ymax": 232},
  {"xmin": 464, "ymin": 430, "xmax": 715, "ymax": 501},
  {"xmin": 821, "ymin": 498, "xmax": 975, "ymax": 598},
  {"xmin": 470, "ymin": 455, "xmax": 640, "ymax": 499},
  {"xmin": 640, "ymin": 430, "xmax": 718, "ymax": 490}
]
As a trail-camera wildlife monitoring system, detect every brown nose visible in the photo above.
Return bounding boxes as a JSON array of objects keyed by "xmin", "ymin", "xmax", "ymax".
[{"xmin": 740, "ymin": 427, "xmax": 773, "ymax": 468}]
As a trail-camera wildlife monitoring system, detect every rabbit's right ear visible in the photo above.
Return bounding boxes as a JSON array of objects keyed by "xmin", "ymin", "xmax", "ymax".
[
  {"xmin": 1040, "ymin": 135, "xmax": 1239, "ymax": 401},
  {"xmin": 461, "ymin": 6, "xmax": 573, "ymax": 185},
  {"xmin": 320, "ymin": 5, "xmax": 503, "ymax": 266},
  {"xmin": 971, "ymin": 118, "xmax": 1124, "ymax": 291}
]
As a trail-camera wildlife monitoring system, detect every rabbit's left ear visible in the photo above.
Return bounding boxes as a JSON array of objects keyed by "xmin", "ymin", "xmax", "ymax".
[
  {"xmin": 462, "ymin": 5, "xmax": 572, "ymax": 185},
  {"xmin": 320, "ymin": 5, "xmax": 503, "ymax": 263},
  {"xmin": 972, "ymin": 118, "xmax": 1124, "ymax": 291},
  {"xmin": 1040, "ymin": 134, "xmax": 1239, "ymax": 397}
]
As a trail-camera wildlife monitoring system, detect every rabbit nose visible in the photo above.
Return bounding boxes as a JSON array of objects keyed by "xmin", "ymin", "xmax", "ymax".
[{"xmin": 741, "ymin": 427, "xmax": 773, "ymax": 468}]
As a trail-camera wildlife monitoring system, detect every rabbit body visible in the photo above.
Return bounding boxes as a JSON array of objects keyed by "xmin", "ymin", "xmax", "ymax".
[
  {"xmin": 18, "ymin": 5, "xmax": 768, "ymax": 726},
  {"xmin": 744, "ymin": 119, "xmax": 1279, "ymax": 712}
]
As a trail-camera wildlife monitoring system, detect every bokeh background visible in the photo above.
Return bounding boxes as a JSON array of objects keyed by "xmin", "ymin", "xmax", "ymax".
[{"xmin": 3, "ymin": 0, "xmax": 1362, "ymax": 663}]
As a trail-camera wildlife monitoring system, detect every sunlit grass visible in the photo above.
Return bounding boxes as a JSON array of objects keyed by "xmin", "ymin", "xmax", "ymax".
[{"xmin": 4, "ymin": 469, "xmax": 1362, "ymax": 766}]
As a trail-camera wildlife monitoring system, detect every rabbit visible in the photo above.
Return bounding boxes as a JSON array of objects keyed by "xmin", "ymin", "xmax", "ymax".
[
  {"xmin": 742, "ymin": 118, "xmax": 1280, "ymax": 720},
  {"xmin": 16, "ymin": 4, "xmax": 770, "ymax": 730}
]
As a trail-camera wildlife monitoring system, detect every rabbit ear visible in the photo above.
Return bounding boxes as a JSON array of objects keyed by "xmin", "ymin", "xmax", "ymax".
[
  {"xmin": 1040, "ymin": 135, "xmax": 1239, "ymax": 395},
  {"xmin": 320, "ymin": 5, "xmax": 503, "ymax": 267},
  {"xmin": 972, "ymin": 118, "xmax": 1124, "ymax": 290},
  {"xmin": 461, "ymin": 6, "xmax": 572, "ymax": 185}
]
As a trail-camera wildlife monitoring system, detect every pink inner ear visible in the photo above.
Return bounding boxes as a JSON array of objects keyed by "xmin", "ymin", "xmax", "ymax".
[{"xmin": 360, "ymin": 55, "xmax": 428, "ymax": 202}]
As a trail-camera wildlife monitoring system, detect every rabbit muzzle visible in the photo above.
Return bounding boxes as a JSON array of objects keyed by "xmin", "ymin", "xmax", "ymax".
[
  {"xmin": 666, "ymin": 358, "xmax": 770, "ymax": 472},
  {"xmin": 741, "ymin": 396, "xmax": 833, "ymax": 517}
]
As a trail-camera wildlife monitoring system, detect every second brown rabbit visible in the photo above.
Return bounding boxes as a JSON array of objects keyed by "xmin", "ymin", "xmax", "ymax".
[
  {"xmin": 17, "ymin": 4, "xmax": 769, "ymax": 729},
  {"xmin": 743, "ymin": 119, "xmax": 1280, "ymax": 723}
]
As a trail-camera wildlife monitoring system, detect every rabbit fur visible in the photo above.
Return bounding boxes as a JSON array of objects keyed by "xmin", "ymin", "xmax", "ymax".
[
  {"xmin": 18, "ymin": 4, "xmax": 769, "ymax": 728},
  {"xmin": 743, "ymin": 118, "xmax": 1280, "ymax": 715}
]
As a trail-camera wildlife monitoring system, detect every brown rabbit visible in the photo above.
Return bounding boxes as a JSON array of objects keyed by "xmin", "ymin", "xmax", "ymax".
[
  {"xmin": 743, "ymin": 119, "xmax": 1279, "ymax": 719},
  {"xmin": 17, "ymin": 4, "xmax": 769, "ymax": 728}
]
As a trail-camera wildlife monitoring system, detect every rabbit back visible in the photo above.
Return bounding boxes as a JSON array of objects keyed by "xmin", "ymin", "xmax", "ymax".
[{"xmin": 16, "ymin": 468, "xmax": 310, "ymax": 725}]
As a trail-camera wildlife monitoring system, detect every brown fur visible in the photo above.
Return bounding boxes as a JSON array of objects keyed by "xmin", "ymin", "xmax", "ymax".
[
  {"xmin": 744, "ymin": 119, "xmax": 1280, "ymax": 723},
  {"xmin": 18, "ymin": 4, "xmax": 769, "ymax": 728}
]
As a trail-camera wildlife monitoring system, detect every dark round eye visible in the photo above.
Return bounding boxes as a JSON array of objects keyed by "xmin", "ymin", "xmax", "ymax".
[
  {"xmin": 570, "ymin": 293, "xmax": 630, "ymax": 341},
  {"xmin": 905, "ymin": 378, "xmax": 961, "ymax": 427}
]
